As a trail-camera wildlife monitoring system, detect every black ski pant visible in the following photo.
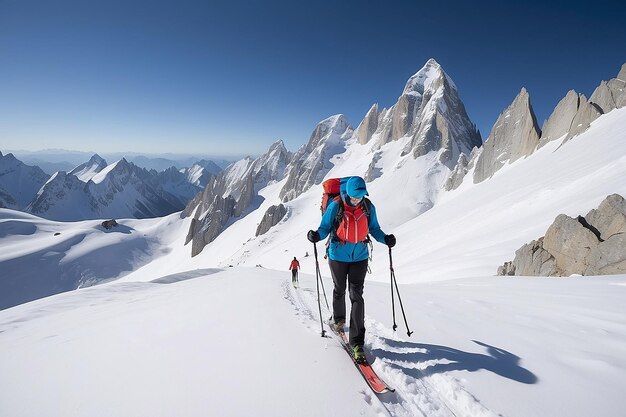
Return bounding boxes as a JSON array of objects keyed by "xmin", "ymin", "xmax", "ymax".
[
  {"xmin": 291, "ymin": 269, "xmax": 298, "ymax": 282},
  {"xmin": 328, "ymin": 258, "xmax": 368, "ymax": 347}
]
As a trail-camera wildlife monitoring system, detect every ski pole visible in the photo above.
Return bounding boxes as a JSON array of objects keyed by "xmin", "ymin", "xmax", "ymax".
[
  {"xmin": 390, "ymin": 252, "xmax": 397, "ymax": 332},
  {"xmin": 313, "ymin": 242, "xmax": 327, "ymax": 337},
  {"xmin": 389, "ymin": 247, "xmax": 413, "ymax": 337}
]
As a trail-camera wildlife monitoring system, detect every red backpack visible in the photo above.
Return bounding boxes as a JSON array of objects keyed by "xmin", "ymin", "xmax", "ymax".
[{"xmin": 320, "ymin": 177, "xmax": 371, "ymax": 244}]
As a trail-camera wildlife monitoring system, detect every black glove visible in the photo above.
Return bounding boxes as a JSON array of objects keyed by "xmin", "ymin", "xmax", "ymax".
[
  {"xmin": 384, "ymin": 234, "xmax": 396, "ymax": 248},
  {"xmin": 307, "ymin": 230, "xmax": 321, "ymax": 243}
]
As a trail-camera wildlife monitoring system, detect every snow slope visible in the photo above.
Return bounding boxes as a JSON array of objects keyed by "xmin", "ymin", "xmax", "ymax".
[
  {"xmin": 0, "ymin": 209, "xmax": 190, "ymax": 309},
  {"xmin": 1, "ymin": 268, "xmax": 625, "ymax": 417}
]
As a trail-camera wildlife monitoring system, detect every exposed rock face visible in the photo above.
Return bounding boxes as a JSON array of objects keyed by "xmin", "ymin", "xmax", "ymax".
[
  {"xmin": 498, "ymin": 194, "xmax": 626, "ymax": 276},
  {"xmin": 614, "ymin": 63, "xmax": 626, "ymax": 108},
  {"xmin": 184, "ymin": 140, "xmax": 291, "ymax": 256},
  {"xmin": 474, "ymin": 88, "xmax": 541, "ymax": 183},
  {"xmin": 255, "ymin": 204, "xmax": 287, "ymax": 236},
  {"xmin": 234, "ymin": 174, "xmax": 255, "ymax": 217},
  {"xmin": 444, "ymin": 153, "xmax": 469, "ymax": 191},
  {"xmin": 589, "ymin": 63, "xmax": 626, "ymax": 114},
  {"xmin": 585, "ymin": 193, "xmax": 626, "ymax": 240},
  {"xmin": 279, "ymin": 115, "xmax": 352, "ymax": 202},
  {"xmin": 563, "ymin": 94, "xmax": 603, "ymax": 141},
  {"xmin": 186, "ymin": 192, "xmax": 237, "ymax": 257},
  {"xmin": 359, "ymin": 59, "xmax": 481, "ymax": 165},
  {"xmin": 355, "ymin": 104, "xmax": 380, "ymax": 145},
  {"xmin": 444, "ymin": 146, "xmax": 480, "ymax": 191},
  {"xmin": 539, "ymin": 63, "xmax": 626, "ymax": 148},
  {"xmin": 511, "ymin": 238, "xmax": 558, "ymax": 276},
  {"xmin": 543, "ymin": 215, "xmax": 600, "ymax": 276},
  {"xmin": 538, "ymin": 90, "xmax": 581, "ymax": 148}
]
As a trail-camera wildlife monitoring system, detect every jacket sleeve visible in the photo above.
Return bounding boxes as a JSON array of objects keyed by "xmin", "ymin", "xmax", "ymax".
[
  {"xmin": 317, "ymin": 200, "xmax": 340, "ymax": 240},
  {"xmin": 368, "ymin": 202, "xmax": 386, "ymax": 244}
]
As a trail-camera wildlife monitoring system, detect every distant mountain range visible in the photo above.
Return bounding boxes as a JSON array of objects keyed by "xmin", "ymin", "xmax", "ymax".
[
  {"xmin": 8, "ymin": 150, "xmax": 235, "ymax": 174},
  {"xmin": 0, "ymin": 152, "xmax": 227, "ymax": 220}
]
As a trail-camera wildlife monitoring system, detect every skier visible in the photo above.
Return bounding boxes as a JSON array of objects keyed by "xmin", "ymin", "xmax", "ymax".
[
  {"xmin": 307, "ymin": 176, "xmax": 395, "ymax": 363},
  {"xmin": 289, "ymin": 257, "xmax": 300, "ymax": 287}
]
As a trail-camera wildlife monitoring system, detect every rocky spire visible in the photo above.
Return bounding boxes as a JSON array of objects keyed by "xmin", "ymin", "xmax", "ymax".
[
  {"xmin": 538, "ymin": 90, "xmax": 582, "ymax": 148},
  {"xmin": 473, "ymin": 88, "xmax": 541, "ymax": 183},
  {"xmin": 354, "ymin": 104, "xmax": 379, "ymax": 145},
  {"xmin": 589, "ymin": 62, "xmax": 626, "ymax": 113}
]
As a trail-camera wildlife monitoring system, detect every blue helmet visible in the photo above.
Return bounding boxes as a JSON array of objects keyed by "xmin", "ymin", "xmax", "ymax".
[{"xmin": 346, "ymin": 176, "xmax": 368, "ymax": 199}]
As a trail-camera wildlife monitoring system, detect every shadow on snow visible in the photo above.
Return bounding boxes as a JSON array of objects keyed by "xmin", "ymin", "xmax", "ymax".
[{"xmin": 372, "ymin": 339, "xmax": 538, "ymax": 384}]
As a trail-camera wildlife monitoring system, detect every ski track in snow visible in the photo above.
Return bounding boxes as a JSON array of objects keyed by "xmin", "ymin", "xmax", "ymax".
[{"xmin": 282, "ymin": 279, "xmax": 500, "ymax": 417}]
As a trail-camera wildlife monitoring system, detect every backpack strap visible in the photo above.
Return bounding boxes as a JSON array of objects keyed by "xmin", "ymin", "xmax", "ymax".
[
  {"xmin": 361, "ymin": 197, "xmax": 372, "ymax": 224},
  {"xmin": 330, "ymin": 196, "xmax": 344, "ymax": 240}
]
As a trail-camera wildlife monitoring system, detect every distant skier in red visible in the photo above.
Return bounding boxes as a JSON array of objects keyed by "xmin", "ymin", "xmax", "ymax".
[{"xmin": 289, "ymin": 257, "xmax": 300, "ymax": 287}]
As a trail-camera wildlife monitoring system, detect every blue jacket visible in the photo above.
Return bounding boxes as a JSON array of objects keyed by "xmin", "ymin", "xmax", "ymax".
[{"xmin": 316, "ymin": 195, "xmax": 386, "ymax": 262}]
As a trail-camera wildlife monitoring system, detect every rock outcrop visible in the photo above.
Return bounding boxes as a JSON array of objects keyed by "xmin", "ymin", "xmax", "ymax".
[
  {"xmin": 255, "ymin": 204, "xmax": 287, "ymax": 236},
  {"xmin": 101, "ymin": 219, "xmax": 118, "ymax": 229},
  {"xmin": 498, "ymin": 194, "xmax": 626, "ymax": 276},
  {"xmin": 473, "ymin": 88, "xmax": 541, "ymax": 183}
]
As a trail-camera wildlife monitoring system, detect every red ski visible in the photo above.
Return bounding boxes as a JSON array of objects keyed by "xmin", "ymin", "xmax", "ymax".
[{"xmin": 329, "ymin": 322, "xmax": 394, "ymax": 394}]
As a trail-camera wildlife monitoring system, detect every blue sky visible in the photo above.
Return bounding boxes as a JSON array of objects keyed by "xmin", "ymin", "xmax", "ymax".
[{"xmin": 1, "ymin": 0, "xmax": 624, "ymax": 157}]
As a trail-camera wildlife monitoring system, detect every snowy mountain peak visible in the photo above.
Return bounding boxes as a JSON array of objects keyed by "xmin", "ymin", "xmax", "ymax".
[
  {"xmin": 268, "ymin": 139, "xmax": 286, "ymax": 151},
  {"xmin": 89, "ymin": 153, "xmax": 106, "ymax": 164},
  {"xmin": 25, "ymin": 170, "xmax": 90, "ymax": 218},
  {"xmin": 2, "ymin": 152, "xmax": 15, "ymax": 162},
  {"xmin": 322, "ymin": 114, "xmax": 350, "ymax": 131},
  {"xmin": 360, "ymin": 59, "xmax": 482, "ymax": 162},
  {"xmin": 91, "ymin": 158, "xmax": 133, "ymax": 184},
  {"xmin": 69, "ymin": 154, "xmax": 108, "ymax": 182},
  {"xmin": 402, "ymin": 58, "xmax": 451, "ymax": 97}
]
